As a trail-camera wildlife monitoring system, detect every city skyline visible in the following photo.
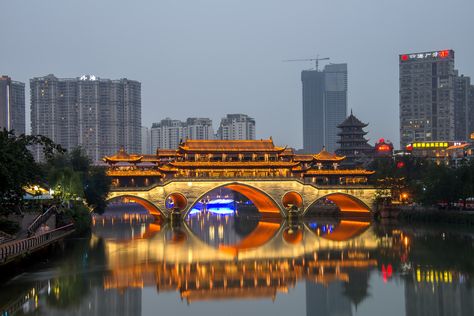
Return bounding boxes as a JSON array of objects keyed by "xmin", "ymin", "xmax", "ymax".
[{"xmin": 2, "ymin": 0, "xmax": 474, "ymax": 150}]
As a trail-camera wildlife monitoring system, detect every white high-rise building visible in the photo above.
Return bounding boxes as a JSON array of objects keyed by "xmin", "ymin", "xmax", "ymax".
[
  {"xmin": 150, "ymin": 118, "xmax": 186, "ymax": 150},
  {"xmin": 150, "ymin": 117, "xmax": 215, "ymax": 150},
  {"xmin": 186, "ymin": 118, "xmax": 214, "ymax": 140},
  {"xmin": 216, "ymin": 114, "xmax": 256, "ymax": 140}
]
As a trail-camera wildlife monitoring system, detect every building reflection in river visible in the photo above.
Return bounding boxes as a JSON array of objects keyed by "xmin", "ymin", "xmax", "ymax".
[{"xmin": 2, "ymin": 205, "xmax": 474, "ymax": 316}]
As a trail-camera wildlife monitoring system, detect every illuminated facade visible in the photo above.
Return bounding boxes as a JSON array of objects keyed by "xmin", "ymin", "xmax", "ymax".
[
  {"xmin": 405, "ymin": 140, "xmax": 472, "ymax": 164},
  {"xmin": 103, "ymin": 139, "xmax": 374, "ymax": 188},
  {"xmin": 399, "ymin": 49, "xmax": 474, "ymax": 148},
  {"xmin": 0, "ymin": 76, "xmax": 25, "ymax": 136}
]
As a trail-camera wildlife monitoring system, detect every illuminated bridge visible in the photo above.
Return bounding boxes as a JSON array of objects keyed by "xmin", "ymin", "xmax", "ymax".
[{"xmin": 103, "ymin": 139, "xmax": 377, "ymax": 218}]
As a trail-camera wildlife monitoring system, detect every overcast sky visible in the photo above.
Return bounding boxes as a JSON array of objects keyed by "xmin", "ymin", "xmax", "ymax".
[{"xmin": 2, "ymin": 0, "xmax": 473, "ymax": 149}]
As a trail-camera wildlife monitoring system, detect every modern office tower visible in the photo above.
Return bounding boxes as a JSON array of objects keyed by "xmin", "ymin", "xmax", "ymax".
[
  {"xmin": 141, "ymin": 126, "xmax": 151, "ymax": 154},
  {"xmin": 216, "ymin": 114, "xmax": 256, "ymax": 140},
  {"xmin": 302, "ymin": 63, "xmax": 347, "ymax": 153},
  {"xmin": 470, "ymin": 86, "xmax": 474, "ymax": 137},
  {"xmin": 399, "ymin": 50, "xmax": 457, "ymax": 148},
  {"xmin": 30, "ymin": 74, "xmax": 141, "ymax": 162},
  {"xmin": 150, "ymin": 118, "xmax": 186, "ymax": 150},
  {"xmin": 454, "ymin": 74, "xmax": 471, "ymax": 141},
  {"xmin": 0, "ymin": 76, "xmax": 25, "ymax": 135},
  {"xmin": 186, "ymin": 117, "xmax": 214, "ymax": 140}
]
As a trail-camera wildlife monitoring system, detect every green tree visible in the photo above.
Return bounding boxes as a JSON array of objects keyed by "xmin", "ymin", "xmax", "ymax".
[
  {"xmin": 84, "ymin": 167, "xmax": 111, "ymax": 214},
  {"xmin": 0, "ymin": 129, "xmax": 63, "ymax": 216}
]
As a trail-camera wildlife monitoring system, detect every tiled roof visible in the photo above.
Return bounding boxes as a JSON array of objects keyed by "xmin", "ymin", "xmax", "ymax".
[{"xmin": 179, "ymin": 139, "xmax": 285, "ymax": 152}]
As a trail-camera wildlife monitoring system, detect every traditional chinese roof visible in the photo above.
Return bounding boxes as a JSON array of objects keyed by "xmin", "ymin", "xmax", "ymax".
[
  {"xmin": 168, "ymin": 161, "xmax": 299, "ymax": 169},
  {"xmin": 337, "ymin": 111, "xmax": 368, "ymax": 128},
  {"xmin": 293, "ymin": 154, "xmax": 315, "ymax": 162},
  {"xmin": 313, "ymin": 148, "xmax": 345, "ymax": 162},
  {"xmin": 103, "ymin": 147, "xmax": 143, "ymax": 163},
  {"xmin": 178, "ymin": 139, "xmax": 286, "ymax": 153},
  {"xmin": 106, "ymin": 169, "xmax": 163, "ymax": 177},
  {"xmin": 280, "ymin": 148, "xmax": 295, "ymax": 156},
  {"xmin": 158, "ymin": 165, "xmax": 179, "ymax": 173},
  {"xmin": 303, "ymin": 169, "xmax": 375, "ymax": 176},
  {"xmin": 156, "ymin": 148, "xmax": 179, "ymax": 157}
]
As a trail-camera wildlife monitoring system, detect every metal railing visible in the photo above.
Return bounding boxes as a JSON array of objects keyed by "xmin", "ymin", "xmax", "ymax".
[
  {"xmin": 27, "ymin": 205, "xmax": 57, "ymax": 236},
  {"xmin": 0, "ymin": 224, "xmax": 75, "ymax": 264},
  {"xmin": 0, "ymin": 231, "xmax": 14, "ymax": 244}
]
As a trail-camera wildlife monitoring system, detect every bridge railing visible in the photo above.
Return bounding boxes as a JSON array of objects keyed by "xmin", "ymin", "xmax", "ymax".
[
  {"xmin": 27, "ymin": 205, "xmax": 57, "ymax": 236},
  {"xmin": 109, "ymin": 176, "xmax": 376, "ymax": 192},
  {"xmin": 0, "ymin": 224, "xmax": 75, "ymax": 264}
]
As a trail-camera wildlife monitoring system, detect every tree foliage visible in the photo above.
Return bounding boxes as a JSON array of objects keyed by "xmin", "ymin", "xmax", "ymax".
[
  {"xmin": 44, "ymin": 148, "xmax": 111, "ymax": 213},
  {"xmin": 370, "ymin": 156, "xmax": 474, "ymax": 206},
  {"xmin": 0, "ymin": 129, "xmax": 64, "ymax": 215}
]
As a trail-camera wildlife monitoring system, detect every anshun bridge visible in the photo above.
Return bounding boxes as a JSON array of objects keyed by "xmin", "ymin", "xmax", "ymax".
[{"xmin": 103, "ymin": 139, "xmax": 377, "ymax": 218}]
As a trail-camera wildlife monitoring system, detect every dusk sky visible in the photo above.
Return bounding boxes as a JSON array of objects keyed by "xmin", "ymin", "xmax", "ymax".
[{"xmin": 2, "ymin": 0, "xmax": 473, "ymax": 149}]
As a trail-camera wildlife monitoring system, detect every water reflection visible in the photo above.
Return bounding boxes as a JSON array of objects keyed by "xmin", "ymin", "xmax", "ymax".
[{"xmin": 1, "ymin": 207, "xmax": 474, "ymax": 316}]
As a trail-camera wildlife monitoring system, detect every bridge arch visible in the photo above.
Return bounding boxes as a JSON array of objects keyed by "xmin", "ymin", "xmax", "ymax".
[
  {"xmin": 184, "ymin": 182, "xmax": 283, "ymax": 218},
  {"xmin": 105, "ymin": 195, "xmax": 164, "ymax": 218},
  {"xmin": 281, "ymin": 191, "xmax": 304, "ymax": 209},
  {"xmin": 304, "ymin": 192, "xmax": 371, "ymax": 215},
  {"xmin": 165, "ymin": 192, "xmax": 188, "ymax": 211}
]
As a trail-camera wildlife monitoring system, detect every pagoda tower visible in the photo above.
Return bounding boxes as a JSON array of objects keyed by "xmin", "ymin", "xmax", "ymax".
[{"xmin": 336, "ymin": 111, "xmax": 374, "ymax": 168}]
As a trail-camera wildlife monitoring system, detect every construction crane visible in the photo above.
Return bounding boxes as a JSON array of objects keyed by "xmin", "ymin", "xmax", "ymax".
[{"xmin": 283, "ymin": 55, "xmax": 330, "ymax": 71}]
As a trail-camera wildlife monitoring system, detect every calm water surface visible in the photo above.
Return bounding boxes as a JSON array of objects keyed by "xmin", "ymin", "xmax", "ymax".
[{"xmin": 1, "ymin": 208, "xmax": 473, "ymax": 316}]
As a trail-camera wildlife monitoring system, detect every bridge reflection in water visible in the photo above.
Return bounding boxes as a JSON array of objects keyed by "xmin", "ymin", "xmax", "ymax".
[{"xmin": 92, "ymin": 207, "xmax": 378, "ymax": 304}]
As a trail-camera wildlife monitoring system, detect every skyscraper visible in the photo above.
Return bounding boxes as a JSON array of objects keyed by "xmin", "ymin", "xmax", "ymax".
[
  {"xmin": 0, "ymin": 76, "xmax": 25, "ymax": 135},
  {"xmin": 302, "ymin": 63, "xmax": 347, "ymax": 153},
  {"xmin": 399, "ymin": 50, "xmax": 457, "ymax": 148},
  {"xmin": 216, "ymin": 114, "xmax": 255, "ymax": 140},
  {"xmin": 30, "ymin": 74, "xmax": 141, "ymax": 162}
]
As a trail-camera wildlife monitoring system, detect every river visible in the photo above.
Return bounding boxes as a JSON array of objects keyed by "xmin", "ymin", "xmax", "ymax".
[{"xmin": 1, "ymin": 205, "xmax": 473, "ymax": 316}]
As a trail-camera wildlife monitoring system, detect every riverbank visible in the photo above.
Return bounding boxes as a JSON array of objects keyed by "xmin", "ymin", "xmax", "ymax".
[{"xmin": 376, "ymin": 206, "xmax": 474, "ymax": 225}]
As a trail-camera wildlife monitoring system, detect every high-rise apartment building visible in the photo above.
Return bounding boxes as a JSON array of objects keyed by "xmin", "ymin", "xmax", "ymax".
[
  {"xmin": 141, "ymin": 126, "xmax": 151, "ymax": 154},
  {"xmin": 0, "ymin": 76, "xmax": 25, "ymax": 135},
  {"xmin": 302, "ymin": 63, "xmax": 347, "ymax": 153},
  {"xmin": 216, "ymin": 114, "xmax": 255, "ymax": 140},
  {"xmin": 399, "ymin": 50, "xmax": 461, "ymax": 148},
  {"xmin": 30, "ymin": 74, "xmax": 141, "ymax": 162},
  {"xmin": 150, "ymin": 118, "xmax": 186, "ymax": 150},
  {"xmin": 150, "ymin": 117, "xmax": 215, "ymax": 150},
  {"xmin": 186, "ymin": 117, "xmax": 214, "ymax": 140}
]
